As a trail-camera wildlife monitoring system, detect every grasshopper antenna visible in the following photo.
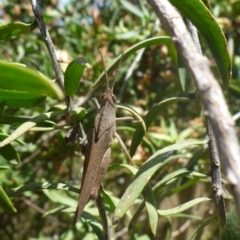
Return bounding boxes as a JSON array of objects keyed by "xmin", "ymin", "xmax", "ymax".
[
  {"xmin": 98, "ymin": 48, "xmax": 110, "ymax": 89},
  {"xmin": 111, "ymin": 52, "xmax": 124, "ymax": 91}
]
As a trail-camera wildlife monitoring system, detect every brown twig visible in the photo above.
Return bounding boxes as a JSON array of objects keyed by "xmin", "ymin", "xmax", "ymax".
[
  {"xmin": 185, "ymin": 18, "xmax": 226, "ymax": 231},
  {"xmin": 147, "ymin": 0, "xmax": 240, "ymax": 219},
  {"xmin": 29, "ymin": 0, "xmax": 74, "ymax": 111},
  {"xmin": 206, "ymin": 119, "xmax": 226, "ymax": 230}
]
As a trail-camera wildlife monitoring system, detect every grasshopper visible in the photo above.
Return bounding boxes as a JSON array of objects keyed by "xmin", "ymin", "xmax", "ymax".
[{"xmin": 73, "ymin": 50, "xmax": 133, "ymax": 224}]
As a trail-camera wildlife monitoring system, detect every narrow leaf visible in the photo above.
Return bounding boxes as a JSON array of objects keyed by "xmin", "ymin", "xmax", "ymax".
[
  {"xmin": 130, "ymin": 97, "xmax": 189, "ymax": 157},
  {"xmin": 0, "ymin": 186, "xmax": 17, "ymax": 213},
  {"xmin": 143, "ymin": 187, "xmax": 158, "ymax": 236},
  {"xmin": 117, "ymin": 104, "xmax": 145, "ymax": 125},
  {"xmin": 158, "ymin": 197, "xmax": 211, "ymax": 216},
  {"xmin": 109, "ymin": 163, "xmax": 158, "ymax": 234},
  {"xmin": 190, "ymin": 216, "xmax": 216, "ymax": 240},
  {"xmin": 9, "ymin": 182, "xmax": 79, "ymax": 197},
  {"xmin": 113, "ymin": 151, "xmax": 173, "ymax": 224},
  {"xmin": 169, "ymin": 0, "xmax": 231, "ymax": 88},
  {"xmin": 120, "ymin": 0, "xmax": 144, "ymax": 18},
  {"xmin": 93, "ymin": 37, "xmax": 173, "ymax": 88},
  {"xmin": 0, "ymin": 109, "xmax": 66, "ymax": 147},
  {"xmin": 113, "ymin": 138, "xmax": 207, "ymax": 223}
]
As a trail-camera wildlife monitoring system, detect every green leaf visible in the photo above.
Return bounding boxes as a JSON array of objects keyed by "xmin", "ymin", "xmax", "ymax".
[
  {"xmin": 158, "ymin": 197, "xmax": 211, "ymax": 216},
  {"xmin": 143, "ymin": 186, "xmax": 158, "ymax": 236},
  {"xmin": 113, "ymin": 138, "xmax": 207, "ymax": 223},
  {"xmin": 0, "ymin": 109, "xmax": 67, "ymax": 147},
  {"xmin": 117, "ymin": 104, "xmax": 145, "ymax": 124},
  {"xmin": 113, "ymin": 151, "xmax": 173, "ymax": 224},
  {"xmin": 0, "ymin": 186, "xmax": 17, "ymax": 213},
  {"xmin": 64, "ymin": 58, "xmax": 90, "ymax": 96},
  {"xmin": 0, "ymin": 143, "xmax": 20, "ymax": 163},
  {"xmin": 0, "ymin": 61, "xmax": 63, "ymax": 99},
  {"xmin": 169, "ymin": 0, "xmax": 231, "ymax": 88},
  {"xmin": 69, "ymin": 107, "xmax": 87, "ymax": 120},
  {"xmin": 229, "ymin": 81, "xmax": 240, "ymax": 98},
  {"xmin": 190, "ymin": 216, "xmax": 216, "ymax": 240},
  {"xmin": 178, "ymin": 54, "xmax": 194, "ymax": 92},
  {"xmin": 0, "ymin": 22, "xmax": 31, "ymax": 40},
  {"xmin": 9, "ymin": 182, "xmax": 79, "ymax": 198},
  {"xmin": 0, "ymin": 133, "xmax": 26, "ymax": 145},
  {"xmin": 109, "ymin": 163, "xmax": 158, "ymax": 234},
  {"xmin": 88, "ymin": 222, "xmax": 104, "ymax": 240},
  {"xmin": 128, "ymin": 166, "xmax": 188, "ymax": 230},
  {"xmin": 120, "ymin": 0, "xmax": 144, "ymax": 18},
  {"xmin": 43, "ymin": 206, "xmax": 72, "ymax": 217},
  {"xmin": 221, "ymin": 206, "xmax": 240, "ymax": 240},
  {"xmin": 43, "ymin": 189, "xmax": 76, "ymax": 207},
  {"xmin": 0, "ymin": 89, "xmax": 46, "ymax": 107},
  {"xmin": 130, "ymin": 97, "xmax": 189, "ymax": 157},
  {"xmin": 93, "ymin": 37, "xmax": 174, "ymax": 88}
]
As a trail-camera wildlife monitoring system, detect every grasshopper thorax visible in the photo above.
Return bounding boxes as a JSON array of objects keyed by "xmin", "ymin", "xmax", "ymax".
[{"xmin": 101, "ymin": 88, "xmax": 117, "ymax": 108}]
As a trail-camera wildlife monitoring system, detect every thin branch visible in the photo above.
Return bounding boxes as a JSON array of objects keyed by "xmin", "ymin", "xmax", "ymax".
[
  {"xmin": 30, "ymin": 0, "xmax": 64, "ymax": 91},
  {"xmin": 147, "ymin": 0, "xmax": 240, "ymax": 219},
  {"xmin": 206, "ymin": 119, "xmax": 226, "ymax": 230},
  {"xmin": 185, "ymin": 18, "xmax": 226, "ymax": 230},
  {"xmin": 30, "ymin": 0, "xmax": 87, "ymax": 143},
  {"xmin": 30, "ymin": 0, "xmax": 73, "ymax": 111}
]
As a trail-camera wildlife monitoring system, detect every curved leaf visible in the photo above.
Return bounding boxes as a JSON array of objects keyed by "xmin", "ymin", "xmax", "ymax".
[
  {"xmin": 113, "ymin": 151, "xmax": 174, "ymax": 224},
  {"xmin": 143, "ymin": 186, "xmax": 158, "ymax": 236},
  {"xmin": 128, "ymin": 166, "xmax": 188, "ymax": 230},
  {"xmin": 93, "ymin": 36, "xmax": 173, "ymax": 88},
  {"xmin": 0, "ymin": 186, "xmax": 17, "ymax": 213},
  {"xmin": 113, "ymin": 138, "xmax": 207, "ymax": 223},
  {"xmin": 169, "ymin": 0, "xmax": 231, "ymax": 88},
  {"xmin": 0, "ymin": 22, "xmax": 31, "ymax": 40},
  {"xmin": 0, "ymin": 109, "xmax": 67, "ymax": 147},
  {"xmin": 130, "ymin": 97, "xmax": 189, "ymax": 157},
  {"xmin": 120, "ymin": 0, "xmax": 144, "ymax": 18},
  {"xmin": 117, "ymin": 104, "xmax": 145, "ymax": 125},
  {"xmin": 0, "ymin": 144, "xmax": 20, "ymax": 163},
  {"xmin": 109, "ymin": 163, "xmax": 158, "ymax": 235},
  {"xmin": 69, "ymin": 107, "xmax": 87, "ymax": 120},
  {"xmin": 8, "ymin": 182, "xmax": 79, "ymax": 197},
  {"xmin": 0, "ymin": 61, "xmax": 63, "ymax": 99},
  {"xmin": 64, "ymin": 58, "xmax": 90, "ymax": 96},
  {"xmin": 190, "ymin": 216, "xmax": 215, "ymax": 240},
  {"xmin": 0, "ymin": 89, "xmax": 46, "ymax": 107},
  {"xmin": 158, "ymin": 197, "xmax": 211, "ymax": 216}
]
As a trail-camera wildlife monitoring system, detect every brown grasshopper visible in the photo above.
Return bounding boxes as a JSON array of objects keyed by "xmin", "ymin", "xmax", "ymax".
[{"xmin": 73, "ymin": 50, "xmax": 133, "ymax": 224}]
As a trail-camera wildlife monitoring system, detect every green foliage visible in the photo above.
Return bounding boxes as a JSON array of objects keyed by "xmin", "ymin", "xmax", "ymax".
[
  {"xmin": 0, "ymin": 22, "xmax": 32, "ymax": 40},
  {"xmin": 169, "ymin": 0, "xmax": 231, "ymax": 88},
  {"xmin": 222, "ymin": 206, "xmax": 240, "ymax": 240},
  {"xmin": 64, "ymin": 58, "xmax": 90, "ymax": 96},
  {"xmin": 0, "ymin": 0, "xmax": 239, "ymax": 239}
]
